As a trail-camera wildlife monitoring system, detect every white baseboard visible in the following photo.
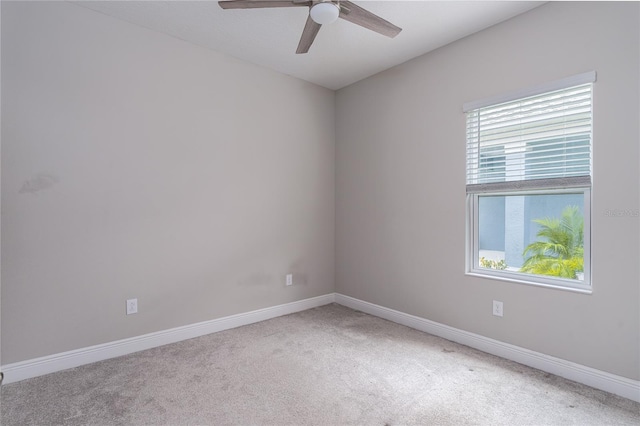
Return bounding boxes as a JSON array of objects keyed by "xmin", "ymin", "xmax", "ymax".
[
  {"xmin": 1, "ymin": 293, "xmax": 336, "ymax": 385},
  {"xmin": 4, "ymin": 292, "xmax": 638, "ymax": 403},
  {"xmin": 334, "ymin": 293, "xmax": 640, "ymax": 403}
]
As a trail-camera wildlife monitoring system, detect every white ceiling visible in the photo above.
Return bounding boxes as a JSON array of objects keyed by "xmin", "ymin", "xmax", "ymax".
[{"xmin": 74, "ymin": 1, "xmax": 545, "ymax": 90}]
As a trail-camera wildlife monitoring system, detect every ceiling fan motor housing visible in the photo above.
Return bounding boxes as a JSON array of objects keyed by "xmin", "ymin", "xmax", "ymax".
[{"xmin": 310, "ymin": 1, "xmax": 340, "ymax": 25}]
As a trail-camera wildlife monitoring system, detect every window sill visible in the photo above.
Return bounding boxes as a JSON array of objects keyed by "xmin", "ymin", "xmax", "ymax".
[{"xmin": 465, "ymin": 271, "xmax": 593, "ymax": 295}]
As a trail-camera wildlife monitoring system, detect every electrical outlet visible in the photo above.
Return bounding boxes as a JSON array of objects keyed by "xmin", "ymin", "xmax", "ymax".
[
  {"xmin": 126, "ymin": 298, "xmax": 138, "ymax": 315},
  {"xmin": 493, "ymin": 300, "xmax": 503, "ymax": 317},
  {"xmin": 286, "ymin": 274, "xmax": 293, "ymax": 286}
]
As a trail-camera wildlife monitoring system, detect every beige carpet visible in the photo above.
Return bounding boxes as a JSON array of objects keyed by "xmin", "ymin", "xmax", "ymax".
[{"xmin": 1, "ymin": 303, "xmax": 639, "ymax": 425}]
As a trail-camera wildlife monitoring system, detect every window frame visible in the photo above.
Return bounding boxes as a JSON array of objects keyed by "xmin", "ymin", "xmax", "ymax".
[
  {"xmin": 466, "ymin": 187, "xmax": 592, "ymax": 293},
  {"xmin": 464, "ymin": 72, "xmax": 595, "ymax": 293}
]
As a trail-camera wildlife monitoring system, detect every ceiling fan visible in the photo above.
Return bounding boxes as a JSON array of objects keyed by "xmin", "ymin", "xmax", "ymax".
[{"xmin": 218, "ymin": 0, "xmax": 402, "ymax": 54}]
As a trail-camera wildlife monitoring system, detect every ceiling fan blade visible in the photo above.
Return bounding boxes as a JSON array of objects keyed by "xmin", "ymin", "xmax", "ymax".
[
  {"xmin": 339, "ymin": 1, "xmax": 402, "ymax": 38},
  {"xmin": 219, "ymin": 1, "xmax": 311, "ymax": 10},
  {"xmin": 296, "ymin": 14, "xmax": 322, "ymax": 54}
]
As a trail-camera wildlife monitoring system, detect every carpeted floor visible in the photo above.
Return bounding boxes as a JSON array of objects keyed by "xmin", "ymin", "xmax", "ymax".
[{"xmin": 1, "ymin": 303, "xmax": 639, "ymax": 425}]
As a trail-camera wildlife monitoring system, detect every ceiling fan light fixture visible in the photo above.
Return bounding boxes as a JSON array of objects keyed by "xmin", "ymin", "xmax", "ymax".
[{"xmin": 310, "ymin": 2, "xmax": 340, "ymax": 25}]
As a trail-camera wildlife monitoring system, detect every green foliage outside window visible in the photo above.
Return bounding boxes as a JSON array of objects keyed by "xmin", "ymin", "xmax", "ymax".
[
  {"xmin": 480, "ymin": 257, "xmax": 508, "ymax": 270},
  {"xmin": 521, "ymin": 206, "xmax": 584, "ymax": 279}
]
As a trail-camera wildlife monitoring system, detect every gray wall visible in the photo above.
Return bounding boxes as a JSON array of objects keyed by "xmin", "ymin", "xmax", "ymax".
[
  {"xmin": 336, "ymin": 1, "xmax": 639, "ymax": 380},
  {"xmin": 1, "ymin": 2, "xmax": 335, "ymax": 363}
]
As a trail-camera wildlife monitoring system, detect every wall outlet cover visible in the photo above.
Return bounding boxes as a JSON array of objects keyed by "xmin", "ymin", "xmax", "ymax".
[
  {"xmin": 493, "ymin": 300, "xmax": 503, "ymax": 317},
  {"xmin": 127, "ymin": 298, "xmax": 138, "ymax": 315}
]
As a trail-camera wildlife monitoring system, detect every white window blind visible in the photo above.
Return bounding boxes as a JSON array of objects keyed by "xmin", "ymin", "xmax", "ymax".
[{"xmin": 466, "ymin": 81, "xmax": 593, "ymax": 194}]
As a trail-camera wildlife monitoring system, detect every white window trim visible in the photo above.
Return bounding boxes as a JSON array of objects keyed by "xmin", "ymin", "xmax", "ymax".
[{"xmin": 463, "ymin": 71, "xmax": 596, "ymax": 112}]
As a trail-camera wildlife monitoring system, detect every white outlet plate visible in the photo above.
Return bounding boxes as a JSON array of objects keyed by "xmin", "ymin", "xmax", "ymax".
[
  {"xmin": 493, "ymin": 300, "xmax": 503, "ymax": 317},
  {"xmin": 286, "ymin": 274, "xmax": 293, "ymax": 286},
  {"xmin": 126, "ymin": 298, "xmax": 138, "ymax": 315}
]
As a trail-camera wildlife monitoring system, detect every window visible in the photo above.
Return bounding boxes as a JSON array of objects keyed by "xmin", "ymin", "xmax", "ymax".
[{"xmin": 465, "ymin": 72, "xmax": 595, "ymax": 291}]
